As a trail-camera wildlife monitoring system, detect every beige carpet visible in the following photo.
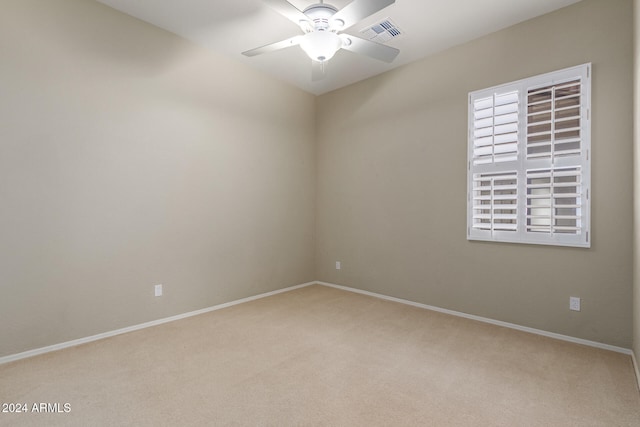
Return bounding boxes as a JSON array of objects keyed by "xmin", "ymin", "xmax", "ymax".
[{"xmin": 0, "ymin": 284, "xmax": 638, "ymax": 426}]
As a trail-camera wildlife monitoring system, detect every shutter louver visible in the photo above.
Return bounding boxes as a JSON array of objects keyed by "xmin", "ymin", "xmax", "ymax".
[
  {"xmin": 526, "ymin": 167, "xmax": 582, "ymax": 235},
  {"xmin": 527, "ymin": 79, "xmax": 581, "ymax": 160},
  {"xmin": 473, "ymin": 91, "xmax": 519, "ymax": 165},
  {"xmin": 472, "ymin": 172, "xmax": 518, "ymax": 232}
]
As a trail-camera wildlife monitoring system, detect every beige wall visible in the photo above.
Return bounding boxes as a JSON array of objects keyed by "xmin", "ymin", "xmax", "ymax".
[
  {"xmin": 317, "ymin": 0, "xmax": 634, "ymax": 347},
  {"xmin": 2, "ymin": 0, "xmax": 635, "ymax": 358},
  {"xmin": 634, "ymin": 0, "xmax": 640, "ymax": 359},
  {"xmin": 0, "ymin": 0, "xmax": 316, "ymax": 357}
]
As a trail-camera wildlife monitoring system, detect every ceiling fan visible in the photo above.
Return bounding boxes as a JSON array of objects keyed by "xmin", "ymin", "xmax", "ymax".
[{"xmin": 242, "ymin": 0, "xmax": 399, "ymax": 81}]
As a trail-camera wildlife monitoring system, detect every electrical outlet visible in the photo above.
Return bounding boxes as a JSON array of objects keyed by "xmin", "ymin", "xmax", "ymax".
[
  {"xmin": 335, "ymin": 261, "xmax": 341, "ymax": 270},
  {"xmin": 569, "ymin": 296, "xmax": 580, "ymax": 311},
  {"xmin": 155, "ymin": 284, "xmax": 163, "ymax": 297}
]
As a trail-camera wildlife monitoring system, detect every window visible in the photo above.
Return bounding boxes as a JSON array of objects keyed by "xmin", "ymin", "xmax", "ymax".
[{"xmin": 467, "ymin": 64, "xmax": 591, "ymax": 247}]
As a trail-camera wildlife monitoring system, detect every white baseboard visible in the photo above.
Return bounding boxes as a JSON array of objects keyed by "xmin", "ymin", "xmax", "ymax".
[
  {"xmin": 317, "ymin": 281, "xmax": 633, "ymax": 356},
  {"xmin": 632, "ymin": 351, "xmax": 640, "ymax": 392},
  {"xmin": 0, "ymin": 281, "xmax": 316, "ymax": 366},
  {"xmin": 1, "ymin": 280, "xmax": 634, "ymax": 366}
]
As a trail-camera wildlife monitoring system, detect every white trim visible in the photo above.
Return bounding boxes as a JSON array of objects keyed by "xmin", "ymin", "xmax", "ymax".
[
  {"xmin": 632, "ymin": 351, "xmax": 640, "ymax": 392},
  {"xmin": 317, "ymin": 281, "xmax": 632, "ymax": 355},
  {"xmin": 0, "ymin": 281, "xmax": 316, "ymax": 365}
]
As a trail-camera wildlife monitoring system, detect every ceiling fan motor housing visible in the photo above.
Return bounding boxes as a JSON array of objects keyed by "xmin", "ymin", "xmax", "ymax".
[{"xmin": 302, "ymin": 4, "xmax": 339, "ymax": 32}]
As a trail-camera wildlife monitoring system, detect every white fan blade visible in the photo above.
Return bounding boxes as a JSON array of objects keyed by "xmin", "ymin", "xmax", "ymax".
[
  {"xmin": 263, "ymin": 0, "xmax": 310, "ymax": 26},
  {"xmin": 331, "ymin": 0, "xmax": 395, "ymax": 30},
  {"xmin": 340, "ymin": 35, "xmax": 399, "ymax": 63},
  {"xmin": 312, "ymin": 60, "xmax": 327, "ymax": 81},
  {"xmin": 242, "ymin": 36, "xmax": 302, "ymax": 57}
]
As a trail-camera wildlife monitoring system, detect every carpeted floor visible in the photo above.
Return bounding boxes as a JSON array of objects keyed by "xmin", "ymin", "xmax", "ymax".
[{"xmin": 1, "ymin": 284, "xmax": 639, "ymax": 426}]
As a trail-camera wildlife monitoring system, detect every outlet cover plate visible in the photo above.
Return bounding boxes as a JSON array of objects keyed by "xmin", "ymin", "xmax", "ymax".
[{"xmin": 569, "ymin": 296, "xmax": 580, "ymax": 311}]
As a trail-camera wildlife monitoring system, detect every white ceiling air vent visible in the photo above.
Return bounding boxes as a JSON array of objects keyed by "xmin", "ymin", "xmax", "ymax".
[{"xmin": 359, "ymin": 18, "xmax": 403, "ymax": 44}]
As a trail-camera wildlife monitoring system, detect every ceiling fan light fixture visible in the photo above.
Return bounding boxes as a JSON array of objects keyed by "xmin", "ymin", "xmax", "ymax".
[{"xmin": 299, "ymin": 31, "xmax": 342, "ymax": 62}]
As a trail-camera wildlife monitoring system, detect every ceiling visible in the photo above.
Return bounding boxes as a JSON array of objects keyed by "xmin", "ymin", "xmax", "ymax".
[{"xmin": 96, "ymin": 0, "xmax": 582, "ymax": 95}]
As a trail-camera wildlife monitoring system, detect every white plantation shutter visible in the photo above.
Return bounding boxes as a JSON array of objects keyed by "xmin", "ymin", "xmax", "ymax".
[
  {"xmin": 472, "ymin": 91, "xmax": 519, "ymax": 165},
  {"xmin": 467, "ymin": 64, "xmax": 590, "ymax": 247},
  {"xmin": 471, "ymin": 172, "xmax": 518, "ymax": 234},
  {"xmin": 527, "ymin": 79, "xmax": 582, "ymax": 160},
  {"xmin": 526, "ymin": 167, "xmax": 582, "ymax": 234}
]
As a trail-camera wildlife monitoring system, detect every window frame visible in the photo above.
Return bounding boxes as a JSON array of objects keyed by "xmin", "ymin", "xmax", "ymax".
[{"xmin": 467, "ymin": 63, "xmax": 591, "ymax": 248}]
